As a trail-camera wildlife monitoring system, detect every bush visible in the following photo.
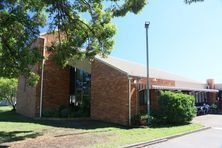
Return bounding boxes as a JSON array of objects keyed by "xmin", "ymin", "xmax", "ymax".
[
  {"xmin": 43, "ymin": 105, "xmax": 90, "ymax": 118},
  {"xmin": 59, "ymin": 108, "xmax": 71, "ymax": 118},
  {"xmin": 152, "ymin": 91, "xmax": 196, "ymax": 125},
  {"xmin": 131, "ymin": 114, "xmax": 141, "ymax": 126},
  {"xmin": 210, "ymin": 103, "xmax": 218, "ymax": 114},
  {"xmin": 42, "ymin": 108, "xmax": 59, "ymax": 117},
  {"xmin": 68, "ymin": 110, "xmax": 89, "ymax": 118},
  {"xmin": 131, "ymin": 113, "xmax": 149, "ymax": 126}
]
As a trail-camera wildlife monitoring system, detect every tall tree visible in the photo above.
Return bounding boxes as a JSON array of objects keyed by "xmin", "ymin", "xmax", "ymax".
[
  {"xmin": 0, "ymin": 0, "xmax": 147, "ymax": 84},
  {"xmin": 0, "ymin": 78, "xmax": 18, "ymax": 110},
  {"xmin": 0, "ymin": 0, "xmax": 46, "ymax": 83}
]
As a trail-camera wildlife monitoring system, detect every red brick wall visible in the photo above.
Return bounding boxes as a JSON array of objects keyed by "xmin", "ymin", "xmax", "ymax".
[
  {"xmin": 131, "ymin": 78, "xmax": 175, "ymax": 116},
  {"xmin": 207, "ymin": 79, "xmax": 217, "ymax": 104},
  {"xmin": 16, "ymin": 38, "xmax": 44, "ymax": 117},
  {"xmin": 17, "ymin": 34, "xmax": 70, "ymax": 117},
  {"xmin": 91, "ymin": 60, "xmax": 129, "ymax": 125},
  {"xmin": 16, "ymin": 76, "xmax": 37, "ymax": 117},
  {"xmin": 38, "ymin": 61, "xmax": 70, "ymax": 113},
  {"xmin": 138, "ymin": 78, "xmax": 175, "ymax": 87},
  {"xmin": 37, "ymin": 33, "xmax": 70, "ymax": 113}
]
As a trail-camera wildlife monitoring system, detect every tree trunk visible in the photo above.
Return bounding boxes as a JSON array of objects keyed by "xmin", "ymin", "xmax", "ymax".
[{"xmin": 12, "ymin": 104, "xmax": 16, "ymax": 111}]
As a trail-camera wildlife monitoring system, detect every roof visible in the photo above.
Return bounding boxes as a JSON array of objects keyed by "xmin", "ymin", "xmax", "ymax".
[
  {"xmin": 215, "ymin": 84, "xmax": 222, "ymax": 90},
  {"xmin": 152, "ymin": 85, "xmax": 218, "ymax": 92},
  {"xmin": 96, "ymin": 56, "xmax": 204, "ymax": 84}
]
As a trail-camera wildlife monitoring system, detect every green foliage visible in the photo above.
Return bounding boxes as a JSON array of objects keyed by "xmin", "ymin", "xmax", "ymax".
[
  {"xmin": 210, "ymin": 103, "xmax": 218, "ymax": 114},
  {"xmin": 0, "ymin": 78, "xmax": 18, "ymax": 109},
  {"xmin": 210, "ymin": 103, "xmax": 217, "ymax": 109},
  {"xmin": 59, "ymin": 108, "xmax": 70, "ymax": 118},
  {"xmin": 45, "ymin": 0, "xmax": 147, "ymax": 66},
  {"xmin": 131, "ymin": 114, "xmax": 141, "ymax": 126},
  {"xmin": 131, "ymin": 113, "xmax": 149, "ymax": 126},
  {"xmin": 26, "ymin": 72, "xmax": 40, "ymax": 87},
  {"xmin": 0, "ymin": 0, "xmax": 46, "ymax": 79},
  {"xmin": 43, "ymin": 104, "xmax": 89, "ymax": 118},
  {"xmin": 0, "ymin": 0, "xmax": 147, "ymax": 81},
  {"xmin": 152, "ymin": 91, "xmax": 196, "ymax": 125},
  {"xmin": 42, "ymin": 108, "xmax": 60, "ymax": 118}
]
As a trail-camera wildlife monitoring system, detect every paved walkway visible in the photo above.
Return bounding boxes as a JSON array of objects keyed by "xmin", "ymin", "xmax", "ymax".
[
  {"xmin": 149, "ymin": 114, "xmax": 222, "ymax": 148},
  {"xmin": 192, "ymin": 114, "xmax": 222, "ymax": 127}
]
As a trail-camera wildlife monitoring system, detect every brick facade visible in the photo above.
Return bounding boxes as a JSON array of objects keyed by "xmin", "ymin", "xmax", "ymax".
[
  {"xmin": 39, "ymin": 61, "xmax": 70, "ymax": 113},
  {"xmin": 16, "ymin": 34, "xmax": 70, "ymax": 117},
  {"xmin": 130, "ymin": 78, "xmax": 175, "ymax": 117},
  {"xmin": 91, "ymin": 60, "xmax": 130, "ymax": 125},
  {"xmin": 16, "ymin": 76, "xmax": 38, "ymax": 117},
  {"xmin": 16, "ymin": 38, "xmax": 44, "ymax": 117},
  {"xmin": 16, "ymin": 33, "xmax": 219, "ymax": 125},
  {"xmin": 90, "ymin": 60, "xmax": 177, "ymax": 125},
  {"xmin": 207, "ymin": 79, "xmax": 217, "ymax": 104}
]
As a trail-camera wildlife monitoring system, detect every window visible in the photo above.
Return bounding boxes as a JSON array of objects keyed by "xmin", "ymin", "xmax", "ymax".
[
  {"xmin": 69, "ymin": 67, "xmax": 91, "ymax": 107},
  {"xmin": 139, "ymin": 89, "xmax": 147, "ymax": 106}
]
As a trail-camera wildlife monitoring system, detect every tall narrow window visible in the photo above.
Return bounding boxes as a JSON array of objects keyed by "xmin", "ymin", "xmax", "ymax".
[{"xmin": 139, "ymin": 89, "xmax": 147, "ymax": 106}]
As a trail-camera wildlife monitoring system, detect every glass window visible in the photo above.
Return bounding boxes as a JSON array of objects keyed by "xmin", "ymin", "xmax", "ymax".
[
  {"xmin": 139, "ymin": 89, "xmax": 147, "ymax": 106},
  {"xmin": 69, "ymin": 67, "xmax": 91, "ymax": 107},
  {"xmin": 139, "ymin": 89, "xmax": 151, "ymax": 106}
]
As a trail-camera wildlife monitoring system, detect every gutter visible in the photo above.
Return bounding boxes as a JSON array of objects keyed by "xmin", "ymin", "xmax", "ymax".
[{"xmin": 39, "ymin": 37, "xmax": 46, "ymax": 118}]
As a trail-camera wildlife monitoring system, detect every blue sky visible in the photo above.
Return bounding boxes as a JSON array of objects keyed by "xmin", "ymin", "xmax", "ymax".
[
  {"xmin": 111, "ymin": 0, "xmax": 222, "ymax": 83},
  {"xmin": 40, "ymin": 0, "xmax": 222, "ymax": 82}
]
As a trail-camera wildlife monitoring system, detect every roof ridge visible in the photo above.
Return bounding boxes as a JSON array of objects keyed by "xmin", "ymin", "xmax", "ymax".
[{"xmin": 97, "ymin": 55, "xmax": 204, "ymax": 83}]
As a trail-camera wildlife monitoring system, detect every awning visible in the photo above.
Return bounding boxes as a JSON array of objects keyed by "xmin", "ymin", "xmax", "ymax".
[{"xmin": 151, "ymin": 85, "xmax": 219, "ymax": 93}]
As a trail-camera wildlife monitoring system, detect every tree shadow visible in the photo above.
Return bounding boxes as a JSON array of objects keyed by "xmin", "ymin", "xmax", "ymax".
[
  {"xmin": 37, "ymin": 119, "xmax": 128, "ymax": 130},
  {"xmin": 0, "ymin": 109, "xmax": 128, "ymax": 130},
  {"xmin": 0, "ymin": 145, "xmax": 9, "ymax": 148},
  {"xmin": 0, "ymin": 131, "xmax": 41, "ymax": 144},
  {"xmin": 1, "ymin": 109, "xmax": 198, "ymax": 131}
]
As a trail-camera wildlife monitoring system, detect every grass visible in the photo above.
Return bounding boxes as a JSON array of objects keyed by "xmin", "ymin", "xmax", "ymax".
[
  {"xmin": 0, "ymin": 106, "xmax": 203, "ymax": 147},
  {"xmin": 93, "ymin": 124, "xmax": 202, "ymax": 147},
  {"xmin": 0, "ymin": 106, "xmax": 50, "ymax": 143}
]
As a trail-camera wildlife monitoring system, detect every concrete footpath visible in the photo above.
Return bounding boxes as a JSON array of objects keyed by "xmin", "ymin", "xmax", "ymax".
[
  {"xmin": 148, "ymin": 126, "xmax": 222, "ymax": 148},
  {"xmin": 124, "ymin": 114, "xmax": 222, "ymax": 148}
]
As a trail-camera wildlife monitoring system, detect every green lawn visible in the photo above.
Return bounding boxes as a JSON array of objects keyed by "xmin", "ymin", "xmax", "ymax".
[
  {"xmin": 0, "ymin": 106, "xmax": 50, "ymax": 143},
  {"xmin": 0, "ymin": 106, "xmax": 203, "ymax": 147}
]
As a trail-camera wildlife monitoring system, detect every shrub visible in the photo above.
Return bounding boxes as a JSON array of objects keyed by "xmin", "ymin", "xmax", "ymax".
[
  {"xmin": 42, "ymin": 108, "xmax": 59, "ymax": 117},
  {"xmin": 59, "ymin": 105, "xmax": 67, "ymax": 112},
  {"xmin": 131, "ymin": 113, "xmax": 149, "ymax": 126},
  {"xmin": 43, "ymin": 104, "xmax": 90, "ymax": 118},
  {"xmin": 152, "ymin": 91, "xmax": 196, "ymax": 125},
  {"xmin": 210, "ymin": 103, "xmax": 218, "ymax": 114},
  {"xmin": 131, "ymin": 114, "xmax": 141, "ymax": 126},
  {"xmin": 59, "ymin": 108, "xmax": 71, "ymax": 118},
  {"xmin": 69, "ymin": 110, "xmax": 89, "ymax": 118}
]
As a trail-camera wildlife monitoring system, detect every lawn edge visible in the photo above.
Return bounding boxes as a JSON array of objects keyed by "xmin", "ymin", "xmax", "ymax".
[{"xmin": 123, "ymin": 126, "xmax": 210, "ymax": 148}]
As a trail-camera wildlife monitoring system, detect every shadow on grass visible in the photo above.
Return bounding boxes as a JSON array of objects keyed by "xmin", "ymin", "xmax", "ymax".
[
  {"xmin": 0, "ymin": 131, "xmax": 41, "ymax": 144},
  {"xmin": 0, "ymin": 107, "xmax": 193, "ymax": 131},
  {"xmin": 0, "ymin": 145, "xmax": 9, "ymax": 148},
  {"xmin": 0, "ymin": 108, "xmax": 128, "ymax": 130}
]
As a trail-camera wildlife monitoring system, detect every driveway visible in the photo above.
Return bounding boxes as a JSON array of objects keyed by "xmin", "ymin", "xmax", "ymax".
[
  {"xmin": 192, "ymin": 114, "xmax": 222, "ymax": 127},
  {"xmin": 149, "ymin": 114, "xmax": 222, "ymax": 148}
]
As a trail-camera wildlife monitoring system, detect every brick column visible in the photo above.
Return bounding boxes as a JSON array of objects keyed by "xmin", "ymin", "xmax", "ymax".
[{"xmin": 207, "ymin": 79, "xmax": 217, "ymax": 104}]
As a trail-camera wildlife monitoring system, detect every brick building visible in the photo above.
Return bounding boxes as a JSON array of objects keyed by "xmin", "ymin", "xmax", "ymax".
[{"xmin": 16, "ymin": 33, "xmax": 220, "ymax": 126}]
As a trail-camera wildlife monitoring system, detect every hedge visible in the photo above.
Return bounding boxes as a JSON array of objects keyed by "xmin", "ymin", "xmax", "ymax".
[{"xmin": 152, "ymin": 91, "xmax": 196, "ymax": 125}]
